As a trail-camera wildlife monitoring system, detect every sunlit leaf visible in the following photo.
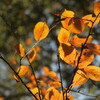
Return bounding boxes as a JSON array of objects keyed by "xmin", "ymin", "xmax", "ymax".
[
  {"xmin": 43, "ymin": 66, "xmax": 50, "ymax": 75},
  {"xmin": 58, "ymin": 27, "xmax": 70, "ymax": 43},
  {"xmin": 48, "ymin": 71, "xmax": 58, "ymax": 80},
  {"xmin": 70, "ymin": 35, "xmax": 93, "ymax": 47},
  {"xmin": 78, "ymin": 49, "xmax": 94, "ymax": 68},
  {"xmin": 87, "ymin": 43, "xmax": 100, "ymax": 55},
  {"xmin": 94, "ymin": 1, "xmax": 100, "ymax": 16},
  {"xmin": 72, "ymin": 70, "xmax": 88, "ymax": 87},
  {"xmin": 61, "ymin": 9, "xmax": 85, "ymax": 34},
  {"xmin": 15, "ymin": 43, "xmax": 25, "ymax": 57},
  {"xmin": 13, "ymin": 65, "xmax": 29, "ymax": 81},
  {"xmin": 45, "ymin": 87, "xmax": 61, "ymax": 100},
  {"xmin": 34, "ymin": 22, "xmax": 49, "ymax": 42},
  {"xmin": 82, "ymin": 14, "xmax": 100, "ymax": 27},
  {"xmin": 58, "ymin": 43, "xmax": 79, "ymax": 66},
  {"xmin": 84, "ymin": 65, "xmax": 100, "ymax": 81},
  {"xmin": 25, "ymin": 38, "xmax": 32, "ymax": 45},
  {"xmin": 27, "ymin": 48, "xmax": 36, "ymax": 62}
]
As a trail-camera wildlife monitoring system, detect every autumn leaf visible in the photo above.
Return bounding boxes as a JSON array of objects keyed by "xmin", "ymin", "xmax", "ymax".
[
  {"xmin": 70, "ymin": 35, "xmax": 93, "ymax": 47},
  {"xmin": 31, "ymin": 87, "xmax": 42, "ymax": 100},
  {"xmin": 45, "ymin": 87, "xmax": 61, "ymax": 100},
  {"xmin": 58, "ymin": 43, "xmax": 79, "ymax": 66},
  {"xmin": 94, "ymin": 1, "xmax": 100, "ymax": 16},
  {"xmin": 86, "ymin": 43, "xmax": 100, "ymax": 55},
  {"xmin": 84, "ymin": 65, "xmax": 100, "ymax": 81},
  {"xmin": 48, "ymin": 71, "xmax": 58, "ymax": 80},
  {"xmin": 58, "ymin": 27, "xmax": 70, "ymax": 43},
  {"xmin": 27, "ymin": 48, "xmax": 36, "ymax": 63},
  {"xmin": 43, "ymin": 66, "xmax": 50, "ymax": 75},
  {"xmin": 34, "ymin": 22, "xmax": 49, "ymax": 42},
  {"xmin": 78, "ymin": 49, "xmax": 94, "ymax": 68},
  {"xmin": 13, "ymin": 65, "xmax": 29, "ymax": 81},
  {"xmin": 82, "ymin": 14, "xmax": 100, "ymax": 27},
  {"xmin": 25, "ymin": 38, "xmax": 32, "ymax": 45},
  {"xmin": 72, "ymin": 70, "xmax": 88, "ymax": 87},
  {"xmin": 15, "ymin": 43, "xmax": 25, "ymax": 57}
]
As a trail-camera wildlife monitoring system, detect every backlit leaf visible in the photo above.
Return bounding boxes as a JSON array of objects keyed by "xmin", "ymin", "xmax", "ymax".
[
  {"xmin": 61, "ymin": 10, "xmax": 85, "ymax": 34},
  {"xmin": 87, "ymin": 43, "xmax": 100, "ymax": 55},
  {"xmin": 58, "ymin": 27, "xmax": 70, "ymax": 43},
  {"xmin": 58, "ymin": 43, "xmax": 79, "ymax": 66},
  {"xmin": 72, "ymin": 70, "xmax": 88, "ymax": 87},
  {"xmin": 13, "ymin": 65, "xmax": 29, "ymax": 81},
  {"xmin": 27, "ymin": 48, "xmax": 36, "ymax": 62},
  {"xmin": 34, "ymin": 22, "xmax": 49, "ymax": 42},
  {"xmin": 84, "ymin": 65, "xmax": 100, "ymax": 81},
  {"xmin": 78, "ymin": 49, "xmax": 94, "ymax": 68},
  {"xmin": 45, "ymin": 87, "xmax": 61, "ymax": 100},
  {"xmin": 15, "ymin": 43, "xmax": 25, "ymax": 57},
  {"xmin": 70, "ymin": 35, "xmax": 93, "ymax": 47},
  {"xmin": 94, "ymin": 1, "xmax": 100, "ymax": 16}
]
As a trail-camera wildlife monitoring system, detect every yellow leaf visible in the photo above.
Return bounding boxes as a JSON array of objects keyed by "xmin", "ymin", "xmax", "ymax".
[
  {"xmin": 82, "ymin": 14, "xmax": 100, "ymax": 27},
  {"xmin": 58, "ymin": 43, "xmax": 79, "ymax": 66},
  {"xmin": 15, "ymin": 43, "xmax": 25, "ymax": 57},
  {"xmin": 72, "ymin": 70, "xmax": 88, "ymax": 87},
  {"xmin": 58, "ymin": 27, "xmax": 70, "ymax": 43},
  {"xmin": 87, "ymin": 43, "xmax": 100, "ymax": 55},
  {"xmin": 27, "ymin": 48, "xmax": 36, "ymax": 63},
  {"xmin": 43, "ymin": 66, "xmax": 50, "ymax": 75},
  {"xmin": 34, "ymin": 22, "xmax": 49, "ymax": 42},
  {"xmin": 31, "ymin": 87, "xmax": 42, "ymax": 100},
  {"xmin": 70, "ymin": 35, "xmax": 93, "ymax": 47},
  {"xmin": 13, "ymin": 65, "xmax": 29, "ymax": 81},
  {"xmin": 78, "ymin": 49, "xmax": 94, "ymax": 68},
  {"xmin": 25, "ymin": 38, "xmax": 32, "ymax": 45},
  {"xmin": 94, "ymin": 1, "xmax": 100, "ymax": 16},
  {"xmin": 48, "ymin": 71, "xmax": 58, "ymax": 80},
  {"xmin": 45, "ymin": 87, "xmax": 61, "ymax": 100},
  {"xmin": 61, "ymin": 9, "xmax": 85, "ymax": 34},
  {"xmin": 84, "ymin": 65, "xmax": 100, "ymax": 81}
]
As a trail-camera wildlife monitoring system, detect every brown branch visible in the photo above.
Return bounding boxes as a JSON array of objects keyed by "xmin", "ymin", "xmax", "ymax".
[
  {"xmin": 0, "ymin": 54, "xmax": 38, "ymax": 100},
  {"xmin": 57, "ymin": 53, "xmax": 64, "ymax": 100}
]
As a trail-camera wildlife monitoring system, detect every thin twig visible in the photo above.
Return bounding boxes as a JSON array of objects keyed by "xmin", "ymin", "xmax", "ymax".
[
  {"xmin": 0, "ymin": 54, "xmax": 38, "ymax": 100},
  {"xmin": 26, "ymin": 56, "xmax": 42, "ymax": 100},
  {"xmin": 57, "ymin": 53, "xmax": 64, "ymax": 100}
]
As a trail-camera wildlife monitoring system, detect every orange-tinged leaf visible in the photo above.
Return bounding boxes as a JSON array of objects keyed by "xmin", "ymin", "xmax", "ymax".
[
  {"xmin": 48, "ymin": 71, "xmax": 58, "ymax": 80},
  {"xmin": 61, "ymin": 17, "xmax": 85, "ymax": 34},
  {"xmin": 27, "ymin": 48, "xmax": 36, "ymax": 62},
  {"xmin": 15, "ymin": 43, "xmax": 25, "ymax": 57},
  {"xmin": 31, "ymin": 87, "xmax": 42, "ymax": 100},
  {"xmin": 13, "ymin": 65, "xmax": 29, "ymax": 81},
  {"xmin": 72, "ymin": 70, "xmax": 88, "ymax": 87},
  {"xmin": 58, "ymin": 27, "xmax": 70, "ymax": 43},
  {"xmin": 10, "ymin": 58, "xmax": 17, "ymax": 64},
  {"xmin": 61, "ymin": 9, "xmax": 74, "ymax": 19},
  {"xmin": 70, "ymin": 35, "xmax": 93, "ymax": 47},
  {"xmin": 0, "ymin": 97, "xmax": 4, "ymax": 100},
  {"xmin": 43, "ymin": 66, "xmax": 50, "ymax": 75},
  {"xmin": 82, "ymin": 14, "xmax": 100, "ymax": 27},
  {"xmin": 84, "ymin": 65, "xmax": 100, "ymax": 81},
  {"xmin": 35, "ymin": 46, "xmax": 41, "ymax": 53},
  {"xmin": 31, "ymin": 87, "xmax": 39, "ymax": 95},
  {"xmin": 87, "ymin": 43, "xmax": 100, "ymax": 55},
  {"xmin": 34, "ymin": 22, "xmax": 49, "ymax": 42},
  {"xmin": 78, "ymin": 49, "xmax": 94, "ymax": 68},
  {"xmin": 25, "ymin": 38, "xmax": 32, "ymax": 45},
  {"xmin": 45, "ymin": 87, "xmax": 61, "ymax": 100},
  {"xmin": 94, "ymin": 1, "xmax": 100, "ymax": 16},
  {"xmin": 58, "ymin": 43, "xmax": 79, "ymax": 66}
]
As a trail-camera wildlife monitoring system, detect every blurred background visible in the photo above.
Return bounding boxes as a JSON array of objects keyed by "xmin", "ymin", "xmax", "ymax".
[{"xmin": 0, "ymin": 0, "xmax": 100, "ymax": 100}]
